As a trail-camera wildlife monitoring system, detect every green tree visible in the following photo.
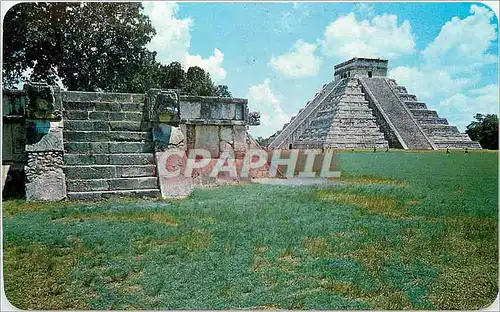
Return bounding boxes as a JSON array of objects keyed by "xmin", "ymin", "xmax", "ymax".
[
  {"xmin": 3, "ymin": 3, "xmax": 234, "ymax": 96},
  {"xmin": 3, "ymin": 2, "xmax": 156, "ymax": 92},
  {"xmin": 156, "ymin": 62, "xmax": 232, "ymax": 97},
  {"xmin": 183, "ymin": 66, "xmax": 215, "ymax": 96},
  {"xmin": 159, "ymin": 61, "xmax": 186, "ymax": 90},
  {"xmin": 466, "ymin": 114, "xmax": 498, "ymax": 150},
  {"xmin": 215, "ymin": 85, "xmax": 232, "ymax": 98}
]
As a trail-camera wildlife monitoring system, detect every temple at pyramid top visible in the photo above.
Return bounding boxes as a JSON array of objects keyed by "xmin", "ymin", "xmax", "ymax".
[
  {"xmin": 265, "ymin": 57, "xmax": 481, "ymax": 150},
  {"xmin": 334, "ymin": 57, "xmax": 388, "ymax": 80}
]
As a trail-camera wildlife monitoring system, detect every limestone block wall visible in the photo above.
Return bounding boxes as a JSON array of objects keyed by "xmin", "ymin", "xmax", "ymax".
[
  {"xmin": 153, "ymin": 94, "xmax": 253, "ymax": 198},
  {"xmin": 3, "ymin": 84, "xmax": 256, "ymax": 200},
  {"xmin": 178, "ymin": 96, "xmax": 248, "ymax": 156}
]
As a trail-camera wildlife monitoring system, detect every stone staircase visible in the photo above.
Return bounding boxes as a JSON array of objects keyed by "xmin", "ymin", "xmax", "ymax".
[
  {"xmin": 62, "ymin": 92, "xmax": 160, "ymax": 200},
  {"xmin": 267, "ymin": 79, "xmax": 343, "ymax": 149},
  {"xmin": 387, "ymin": 79, "xmax": 482, "ymax": 149},
  {"xmin": 295, "ymin": 78, "xmax": 388, "ymax": 148},
  {"xmin": 360, "ymin": 78, "xmax": 434, "ymax": 150}
]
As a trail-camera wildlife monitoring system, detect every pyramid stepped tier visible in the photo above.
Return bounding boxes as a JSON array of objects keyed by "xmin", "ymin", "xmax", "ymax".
[
  {"xmin": 388, "ymin": 79, "xmax": 482, "ymax": 149},
  {"xmin": 267, "ymin": 79, "xmax": 346, "ymax": 148},
  {"xmin": 360, "ymin": 77, "xmax": 434, "ymax": 149},
  {"xmin": 264, "ymin": 57, "xmax": 482, "ymax": 150},
  {"xmin": 295, "ymin": 78, "xmax": 389, "ymax": 149},
  {"xmin": 62, "ymin": 92, "xmax": 161, "ymax": 200},
  {"xmin": 403, "ymin": 101, "xmax": 427, "ymax": 110}
]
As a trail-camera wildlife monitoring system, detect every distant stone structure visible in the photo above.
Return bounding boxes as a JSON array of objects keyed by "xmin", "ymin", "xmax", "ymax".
[
  {"xmin": 266, "ymin": 57, "xmax": 481, "ymax": 150},
  {"xmin": 2, "ymin": 83, "xmax": 261, "ymax": 200}
]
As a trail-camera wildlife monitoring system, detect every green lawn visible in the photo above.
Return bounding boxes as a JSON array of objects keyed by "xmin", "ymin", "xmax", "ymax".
[{"xmin": 2, "ymin": 150, "xmax": 498, "ymax": 310}]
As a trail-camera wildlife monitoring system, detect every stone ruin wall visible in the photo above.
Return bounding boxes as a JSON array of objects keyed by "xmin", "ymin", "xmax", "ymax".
[{"xmin": 2, "ymin": 83, "xmax": 260, "ymax": 201}]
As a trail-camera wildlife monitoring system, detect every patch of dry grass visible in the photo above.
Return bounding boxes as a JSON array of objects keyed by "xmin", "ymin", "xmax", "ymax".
[
  {"xmin": 54, "ymin": 210, "xmax": 180, "ymax": 226},
  {"xmin": 317, "ymin": 190, "xmax": 406, "ymax": 218},
  {"xmin": 3, "ymin": 243, "xmax": 92, "ymax": 310},
  {"xmin": 301, "ymin": 237, "xmax": 328, "ymax": 257},
  {"xmin": 179, "ymin": 228, "xmax": 212, "ymax": 250},
  {"xmin": 331, "ymin": 175, "xmax": 409, "ymax": 187}
]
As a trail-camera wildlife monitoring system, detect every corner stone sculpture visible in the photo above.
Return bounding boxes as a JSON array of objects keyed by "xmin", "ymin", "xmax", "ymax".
[
  {"xmin": 24, "ymin": 82, "xmax": 67, "ymax": 201},
  {"xmin": 147, "ymin": 89, "xmax": 183, "ymax": 152}
]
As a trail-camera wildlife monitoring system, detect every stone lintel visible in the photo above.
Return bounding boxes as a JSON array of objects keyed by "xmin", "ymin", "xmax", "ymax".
[
  {"xmin": 62, "ymin": 91, "xmax": 145, "ymax": 104},
  {"xmin": 181, "ymin": 119, "xmax": 247, "ymax": 126},
  {"xmin": 180, "ymin": 95, "xmax": 248, "ymax": 105}
]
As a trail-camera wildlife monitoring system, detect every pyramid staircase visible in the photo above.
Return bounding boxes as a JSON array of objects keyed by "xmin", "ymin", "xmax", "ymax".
[
  {"xmin": 62, "ymin": 92, "xmax": 161, "ymax": 200},
  {"xmin": 386, "ymin": 79, "xmax": 482, "ymax": 149},
  {"xmin": 267, "ymin": 80, "xmax": 343, "ymax": 149},
  {"xmin": 360, "ymin": 77, "xmax": 434, "ymax": 149},
  {"xmin": 295, "ymin": 78, "xmax": 388, "ymax": 148}
]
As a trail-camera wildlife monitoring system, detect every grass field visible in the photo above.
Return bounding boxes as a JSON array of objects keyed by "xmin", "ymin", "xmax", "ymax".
[{"xmin": 2, "ymin": 150, "xmax": 498, "ymax": 309}]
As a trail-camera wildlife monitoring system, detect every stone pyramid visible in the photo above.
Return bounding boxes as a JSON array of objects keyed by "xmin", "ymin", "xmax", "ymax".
[{"xmin": 267, "ymin": 57, "xmax": 481, "ymax": 150}]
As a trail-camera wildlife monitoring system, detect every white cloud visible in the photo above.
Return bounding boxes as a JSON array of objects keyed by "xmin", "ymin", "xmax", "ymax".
[
  {"xmin": 388, "ymin": 4, "xmax": 498, "ymax": 132},
  {"xmin": 319, "ymin": 12, "xmax": 415, "ymax": 60},
  {"xmin": 354, "ymin": 3, "xmax": 375, "ymax": 18},
  {"xmin": 269, "ymin": 40, "xmax": 322, "ymax": 78},
  {"xmin": 184, "ymin": 48, "xmax": 227, "ymax": 83},
  {"xmin": 422, "ymin": 5, "xmax": 498, "ymax": 73},
  {"xmin": 247, "ymin": 79, "xmax": 291, "ymax": 138},
  {"xmin": 142, "ymin": 2, "xmax": 227, "ymax": 83},
  {"xmin": 143, "ymin": 2, "xmax": 192, "ymax": 63},
  {"xmin": 389, "ymin": 66, "xmax": 478, "ymax": 104},
  {"xmin": 280, "ymin": 3, "xmax": 310, "ymax": 31},
  {"xmin": 438, "ymin": 84, "xmax": 499, "ymax": 131}
]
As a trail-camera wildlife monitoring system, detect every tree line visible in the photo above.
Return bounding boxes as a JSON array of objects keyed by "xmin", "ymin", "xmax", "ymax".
[{"xmin": 2, "ymin": 2, "xmax": 231, "ymax": 97}]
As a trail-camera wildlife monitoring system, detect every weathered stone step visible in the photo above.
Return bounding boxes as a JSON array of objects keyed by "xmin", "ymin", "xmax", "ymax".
[
  {"xmin": 410, "ymin": 109, "xmax": 438, "ymax": 118},
  {"xmin": 421, "ymin": 124, "xmax": 459, "ymax": 135},
  {"xmin": 63, "ymin": 131, "xmax": 150, "ymax": 142},
  {"xmin": 63, "ymin": 101, "xmax": 143, "ymax": 112},
  {"xmin": 64, "ymin": 141, "xmax": 154, "ymax": 154},
  {"xmin": 64, "ymin": 120, "xmax": 151, "ymax": 131},
  {"xmin": 343, "ymin": 91, "xmax": 365, "ymax": 96},
  {"xmin": 324, "ymin": 142, "xmax": 388, "ymax": 148},
  {"xmin": 361, "ymin": 78, "xmax": 433, "ymax": 150},
  {"xmin": 399, "ymin": 93, "xmax": 418, "ymax": 101},
  {"xmin": 318, "ymin": 107, "xmax": 373, "ymax": 114},
  {"xmin": 340, "ymin": 94, "xmax": 366, "ymax": 101},
  {"xmin": 63, "ymin": 110, "xmax": 143, "ymax": 121},
  {"xmin": 394, "ymin": 86, "xmax": 408, "ymax": 94},
  {"xmin": 430, "ymin": 134, "xmax": 473, "ymax": 141},
  {"xmin": 434, "ymin": 142, "xmax": 482, "ymax": 149},
  {"xmin": 328, "ymin": 130, "xmax": 386, "ymax": 136},
  {"xmin": 404, "ymin": 101, "xmax": 427, "ymax": 110},
  {"xmin": 334, "ymin": 115, "xmax": 376, "ymax": 121},
  {"xmin": 329, "ymin": 126, "xmax": 381, "ymax": 132},
  {"xmin": 67, "ymin": 189, "xmax": 160, "ymax": 201},
  {"xmin": 327, "ymin": 135, "xmax": 387, "ymax": 141},
  {"xmin": 64, "ymin": 153, "xmax": 154, "ymax": 165},
  {"xmin": 417, "ymin": 118, "xmax": 448, "ymax": 125},
  {"xmin": 67, "ymin": 177, "xmax": 158, "ymax": 192},
  {"xmin": 64, "ymin": 165, "xmax": 156, "ymax": 179}
]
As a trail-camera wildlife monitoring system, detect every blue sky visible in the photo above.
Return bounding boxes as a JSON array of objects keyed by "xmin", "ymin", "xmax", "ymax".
[{"xmin": 142, "ymin": 1, "xmax": 499, "ymax": 138}]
